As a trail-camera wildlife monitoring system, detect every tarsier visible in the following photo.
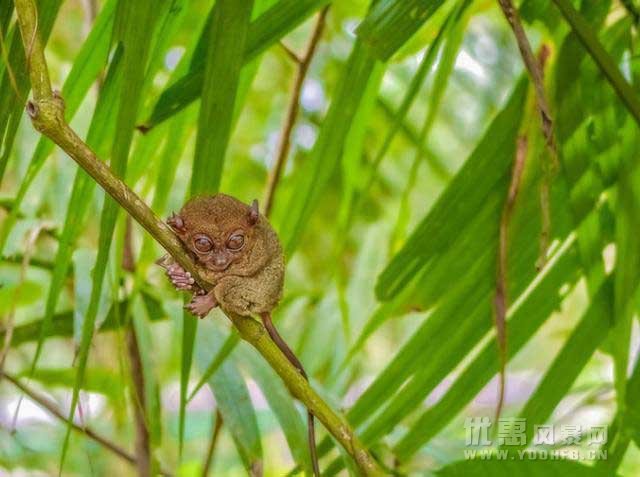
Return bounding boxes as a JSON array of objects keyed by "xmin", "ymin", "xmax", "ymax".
[{"xmin": 157, "ymin": 193, "xmax": 319, "ymax": 476}]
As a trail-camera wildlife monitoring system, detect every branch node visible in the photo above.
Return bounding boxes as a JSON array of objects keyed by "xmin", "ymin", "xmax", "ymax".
[
  {"xmin": 26, "ymin": 95, "xmax": 66, "ymax": 134},
  {"xmin": 26, "ymin": 100, "xmax": 38, "ymax": 118}
]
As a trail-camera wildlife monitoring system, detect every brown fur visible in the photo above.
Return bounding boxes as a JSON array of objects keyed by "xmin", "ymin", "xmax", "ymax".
[
  {"xmin": 172, "ymin": 194, "xmax": 284, "ymax": 315},
  {"xmin": 161, "ymin": 194, "xmax": 319, "ymax": 476}
]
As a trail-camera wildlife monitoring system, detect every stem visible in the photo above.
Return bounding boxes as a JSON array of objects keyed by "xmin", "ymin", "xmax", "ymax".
[
  {"xmin": 496, "ymin": 0, "xmax": 557, "ymax": 162},
  {"xmin": 494, "ymin": 136, "xmax": 528, "ymax": 424},
  {"xmin": 201, "ymin": 410, "xmax": 223, "ymax": 477},
  {"xmin": 126, "ymin": 324, "xmax": 151, "ymax": 477},
  {"xmin": 263, "ymin": 6, "xmax": 329, "ymax": 217},
  {"xmin": 12, "ymin": 1, "xmax": 383, "ymax": 474}
]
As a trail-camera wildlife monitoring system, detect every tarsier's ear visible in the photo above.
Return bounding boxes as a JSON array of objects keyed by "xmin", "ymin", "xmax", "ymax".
[
  {"xmin": 247, "ymin": 199, "xmax": 259, "ymax": 226},
  {"xmin": 167, "ymin": 212, "xmax": 187, "ymax": 234}
]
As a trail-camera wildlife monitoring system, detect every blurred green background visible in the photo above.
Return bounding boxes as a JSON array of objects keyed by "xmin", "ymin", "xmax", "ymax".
[{"xmin": 1, "ymin": 0, "xmax": 640, "ymax": 475}]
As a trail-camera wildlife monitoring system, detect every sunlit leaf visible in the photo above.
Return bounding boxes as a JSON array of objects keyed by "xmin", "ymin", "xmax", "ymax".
[
  {"xmin": 143, "ymin": 0, "xmax": 331, "ymax": 128},
  {"xmin": 356, "ymin": 0, "xmax": 447, "ymax": 61}
]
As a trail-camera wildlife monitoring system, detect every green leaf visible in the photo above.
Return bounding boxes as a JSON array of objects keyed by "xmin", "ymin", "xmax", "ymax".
[
  {"xmin": 512, "ymin": 278, "xmax": 613, "ymax": 449},
  {"xmin": 240, "ymin": 344, "xmax": 311, "ymax": 474},
  {"xmin": 595, "ymin": 351, "xmax": 640, "ymax": 472},
  {"xmin": 356, "ymin": 0, "xmax": 447, "ymax": 61},
  {"xmin": 188, "ymin": 332, "xmax": 241, "ymax": 402},
  {"xmin": 0, "ymin": 0, "xmax": 62, "ymax": 182},
  {"xmin": 551, "ymin": 0, "xmax": 640, "ymax": 125},
  {"xmin": 375, "ymin": 77, "xmax": 528, "ymax": 301},
  {"xmin": 279, "ymin": 38, "xmax": 379, "ymax": 254},
  {"xmin": 314, "ymin": 77, "xmax": 536, "ymax": 471},
  {"xmin": 350, "ymin": 78, "xmax": 528, "ymax": 423},
  {"xmin": 388, "ymin": 1, "xmax": 468, "ymax": 251},
  {"xmin": 393, "ymin": 239, "xmax": 581, "ymax": 459},
  {"xmin": 60, "ymin": 1, "xmax": 160, "ymax": 469},
  {"xmin": 179, "ymin": 310, "xmax": 198, "ymax": 457},
  {"xmin": 196, "ymin": 322, "xmax": 263, "ymax": 473},
  {"xmin": 0, "ymin": 281, "xmax": 42, "ymax": 313},
  {"xmin": 24, "ymin": 46, "xmax": 124, "ymax": 392},
  {"xmin": 436, "ymin": 458, "xmax": 612, "ymax": 477},
  {"xmin": 611, "ymin": 160, "xmax": 640, "ymax": 411},
  {"xmin": 553, "ymin": 14, "xmax": 630, "ymax": 284},
  {"xmin": 1, "ymin": 291, "xmax": 163, "ymax": 347},
  {"xmin": 190, "ymin": 0, "xmax": 254, "ymax": 195},
  {"xmin": 361, "ymin": 1, "xmax": 459, "ymax": 201},
  {"xmin": 131, "ymin": 295, "xmax": 163, "ymax": 449},
  {"xmin": 0, "ymin": 0, "xmax": 117, "ymax": 255},
  {"xmin": 552, "ymin": 15, "xmax": 639, "ymax": 435},
  {"xmin": 349, "ymin": 2, "xmax": 468, "ymax": 358},
  {"xmin": 143, "ymin": 0, "xmax": 331, "ymax": 128}
]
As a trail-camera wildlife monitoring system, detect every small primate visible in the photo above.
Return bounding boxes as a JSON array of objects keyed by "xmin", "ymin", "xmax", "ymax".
[{"xmin": 157, "ymin": 193, "xmax": 319, "ymax": 476}]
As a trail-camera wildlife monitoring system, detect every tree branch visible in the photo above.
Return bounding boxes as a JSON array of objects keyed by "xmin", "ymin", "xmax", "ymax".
[
  {"xmin": 12, "ymin": 1, "xmax": 382, "ymax": 474},
  {"xmin": 263, "ymin": 6, "xmax": 329, "ymax": 217}
]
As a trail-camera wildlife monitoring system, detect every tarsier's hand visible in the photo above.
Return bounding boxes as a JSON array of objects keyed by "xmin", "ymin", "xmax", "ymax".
[
  {"xmin": 156, "ymin": 256, "xmax": 217, "ymax": 318},
  {"xmin": 158, "ymin": 258, "xmax": 195, "ymax": 291}
]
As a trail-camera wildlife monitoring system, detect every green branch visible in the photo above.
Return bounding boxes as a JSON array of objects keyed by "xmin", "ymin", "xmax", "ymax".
[{"xmin": 12, "ymin": 0, "xmax": 383, "ymax": 474}]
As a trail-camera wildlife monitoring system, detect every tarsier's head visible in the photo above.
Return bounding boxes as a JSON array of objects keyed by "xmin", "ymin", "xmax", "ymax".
[{"xmin": 167, "ymin": 194, "xmax": 261, "ymax": 273}]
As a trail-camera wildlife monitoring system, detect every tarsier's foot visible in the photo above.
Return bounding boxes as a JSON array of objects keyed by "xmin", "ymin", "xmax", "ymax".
[{"xmin": 185, "ymin": 291, "xmax": 218, "ymax": 318}]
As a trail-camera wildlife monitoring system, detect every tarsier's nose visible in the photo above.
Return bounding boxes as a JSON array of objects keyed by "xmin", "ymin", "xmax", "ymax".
[{"xmin": 211, "ymin": 254, "xmax": 230, "ymax": 271}]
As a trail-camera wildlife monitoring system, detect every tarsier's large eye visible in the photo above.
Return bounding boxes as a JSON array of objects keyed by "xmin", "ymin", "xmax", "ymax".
[
  {"xmin": 227, "ymin": 232, "xmax": 245, "ymax": 251},
  {"xmin": 193, "ymin": 234, "xmax": 213, "ymax": 253}
]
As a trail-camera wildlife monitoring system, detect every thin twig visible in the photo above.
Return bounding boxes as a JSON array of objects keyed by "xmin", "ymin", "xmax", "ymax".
[
  {"xmin": 278, "ymin": 41, "xmax": 302, "ymax": 65},
  {"xmin": 497, "ymin": 0, "xmax": 557, "ymax": 160},
  {"xmin": 126, "ymin": 323, "xmax": 151, "ymax": 477},
  {"xmin": 12, "ymin": 1, "xmax": 383, "ymax": 473},
  {"xmin": 498, "ymin": 0, "xmax": 558, "ymax": 270},
  {"xmin": 122, "ymin": 216, "xmax": 136, "ymax": 273},
  {"xmin": 0, "ymin": 371, "xmax": 173, "ymax": 474},
  {"xmin": 122, "ymin": 200, "xmax": 151, "ymax": 477},
  {"xmin": 496, "ymin": 0, "xmax": 557, "ymax": 269},
  {"xmin": 201, "ymin": 410, "xmax": 223, "ymax": 477},
  {"xmin": 263, "ymin": 6, "xmax": 329, "ymax": 217},
  {"xmin": 493, "ymin": 136, "xmax": 528, "ymax": 424}
]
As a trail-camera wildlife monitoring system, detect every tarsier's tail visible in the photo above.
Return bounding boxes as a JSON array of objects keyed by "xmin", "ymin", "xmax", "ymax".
[{"xmin": 260, "ymin": 313, "xmax": 320, "ymax": 477}]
